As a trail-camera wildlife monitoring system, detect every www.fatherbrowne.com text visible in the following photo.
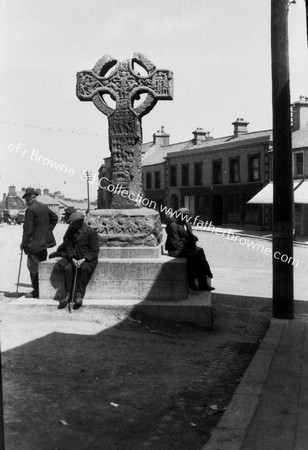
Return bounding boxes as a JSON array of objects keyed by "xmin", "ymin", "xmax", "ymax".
[{"xmin": 88, "ymin": 175, "xmax": 299, "ymax": 267}]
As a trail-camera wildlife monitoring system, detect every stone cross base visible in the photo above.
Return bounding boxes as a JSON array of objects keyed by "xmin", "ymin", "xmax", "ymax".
[
  {"xmin": 39, "ymin": 256, "xmax": 188, "ymax": 301},
  {"xmin": 86, "ymin": 208, "xmax": 162, "ymax": 247},
  {"xmin": 38, "ymin": 256, "xmax": 212, "ymax": 328}
]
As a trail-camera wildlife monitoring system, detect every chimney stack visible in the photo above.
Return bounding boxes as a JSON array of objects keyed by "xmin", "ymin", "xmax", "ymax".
[
  {"xmin": 43, "ymin": 188, "xmax": 49, "ymax": 195},
  {"xmin": 8, "ymin": 185, "xmax": 16, "ymax": 196},
  {"xmin": 192, "ymin": 128, "xmax": 212, "ymax": 145},
  {"xmin": 232, "ymin": 118, "xmax": 249, "ymax": 137},
  {"xmin": 153, "ymin": 125, "xmax": 170, "ymax": 146},
  {"xmin": 291, "ymin": 96, "xmax": 308, "ymax": 131}
]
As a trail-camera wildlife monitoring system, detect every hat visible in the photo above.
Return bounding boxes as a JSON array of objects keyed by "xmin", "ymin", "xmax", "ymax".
[
  {"xmin": 64, "ymin": 206, "xmax": 77, "ymax": 216},
  {"xmin": 68, "ymin": 211, "xmax": 85, "ymax": 223},
  {"xmin": 177, "ymin": 208, "xmax": 190, "ymax": 215},
  {"xmin": 22, "ymin": 188, "xmax": 39, "ymax": 199}
]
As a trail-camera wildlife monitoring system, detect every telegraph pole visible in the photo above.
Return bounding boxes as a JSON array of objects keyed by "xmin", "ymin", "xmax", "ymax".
[
  {"xmin": 86, "ymin": 171, "xmax": 92, "ymax": 213},
  {"xmin": 271, "ymin": 0, "xmax": 294, "ymax": 319}
]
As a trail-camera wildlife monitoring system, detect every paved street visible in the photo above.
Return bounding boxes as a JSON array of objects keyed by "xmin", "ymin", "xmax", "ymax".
[
  {"xmin": 1, "ymin": 222, "xmax": 307, "ymax": 303},
  {"xmin": 0, "ymin": 223, "xmax": 307, "ymax": 449}
]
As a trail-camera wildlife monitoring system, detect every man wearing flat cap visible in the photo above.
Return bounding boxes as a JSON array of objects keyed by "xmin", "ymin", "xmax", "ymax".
[
  {"xmin": 20, "ymin": 187, "xmax": 58, "ymax": 298},
  {"xmin": 57, "ymin": 211, "xmax": 99, "ymax": 309},
  {"xmin": 63, "ymin": 206, "xmax": 77, "ymax": 224}
]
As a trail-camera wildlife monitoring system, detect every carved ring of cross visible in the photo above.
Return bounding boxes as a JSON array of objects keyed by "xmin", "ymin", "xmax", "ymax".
[{"xmin": 76, "ymin": 52, "xmax": 173, "ymax": 118}]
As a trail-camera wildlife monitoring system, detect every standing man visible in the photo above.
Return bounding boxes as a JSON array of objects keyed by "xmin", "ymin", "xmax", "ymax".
[
  {"xmin": 58, "ymin": 212, "xmax": 99, "ymax": 310},
  {"xmin": 20, "ymin": 188, "xmax": 58, "ymax": 298}
]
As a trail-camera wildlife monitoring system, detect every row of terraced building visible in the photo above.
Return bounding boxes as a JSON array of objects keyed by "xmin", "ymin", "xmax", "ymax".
[{"xmin": 99, "ymin": 96, "xmax": 308, "ymax": 236}]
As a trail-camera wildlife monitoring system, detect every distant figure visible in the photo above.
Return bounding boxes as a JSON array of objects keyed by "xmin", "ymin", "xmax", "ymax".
[
  {"xmin": 165, "ymin": 208, "xmax": 214, "ymax": 291},
  {"xmin": 61, "ymin": 206, "xmax": 77, "ymax": 224},
  {"xmin": 20, "ymin": 188, "xmax": 58, "ymax": 298},
  {"xmin": 57, "ymin": 212, "xmax": 99, "ymax": 310}
]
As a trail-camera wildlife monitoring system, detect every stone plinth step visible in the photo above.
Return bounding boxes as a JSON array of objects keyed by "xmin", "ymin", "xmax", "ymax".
[
  {"xmin": 10, "ymin": 292, "xmax": 212, "ymax": 329},
  {"xmin": 133, "ymin": 291, "xmax": 212, "ymax": 329},
  {"xmin": 39, "ymin": 255, "xmax": 188, "ymax": 301}
]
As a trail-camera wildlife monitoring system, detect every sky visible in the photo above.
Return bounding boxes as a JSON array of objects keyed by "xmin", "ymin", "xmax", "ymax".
[{"xmin": 1, "ymin": 0, "xmax": 308, "ymax": 200}]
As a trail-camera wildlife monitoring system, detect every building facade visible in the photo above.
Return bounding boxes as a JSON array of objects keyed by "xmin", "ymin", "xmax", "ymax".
[{"xmin": 99, "ymin": 97, "xmax": 308, "ymax": 235}]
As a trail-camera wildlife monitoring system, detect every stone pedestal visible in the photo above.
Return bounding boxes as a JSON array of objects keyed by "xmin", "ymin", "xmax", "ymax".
[
  {"xmin": 86, "ymin": 208, "xmax": 162, "ymax": 248},
  {"xmin": 39, "ymin": 256, "xmax": 188, "ymax": 301}
]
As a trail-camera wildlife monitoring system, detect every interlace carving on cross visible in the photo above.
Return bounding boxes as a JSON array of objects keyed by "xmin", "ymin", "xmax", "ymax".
[{"xmin": 76, "ymin": 53, "xmax": 173, "ymax": 209}]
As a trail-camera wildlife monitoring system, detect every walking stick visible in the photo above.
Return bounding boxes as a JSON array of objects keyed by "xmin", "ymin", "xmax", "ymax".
[
  {"xmin": 15, "ymin": 250, "xmax": 23, "ymax": 298},
  {"xmin": 68, "ymin": 266, "xmax": 78, "ymax": 313}
]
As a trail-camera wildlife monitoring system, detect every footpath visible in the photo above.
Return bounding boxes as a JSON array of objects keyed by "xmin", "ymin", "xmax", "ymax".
[
  {"xmin": 201, "ymin": 226, "xmax": 308, "ymax": 450},
  {"xmin": 203, "ymin": 317, "xmax": 308, "ymax": 450}
]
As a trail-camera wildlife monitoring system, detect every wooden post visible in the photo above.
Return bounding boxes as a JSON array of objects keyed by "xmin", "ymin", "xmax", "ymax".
[
  {"xmin": 0, "ymin": 352, "xmax": 4, "ymax": 450},
  {"xmin": 305, "ymin": 0, "xmax": 308, "ymax": 43},
  {"xmin": 271, "ymin": 0, "xmax": 294, "ymax": 319}
]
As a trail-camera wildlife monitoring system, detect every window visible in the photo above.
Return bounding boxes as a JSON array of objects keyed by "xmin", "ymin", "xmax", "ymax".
[
  {"xmin": 170, "ymin": 165, "xmax": 177, "ymax": 186},
  {"xmin": 226, "ymin": 194, "xmax": 241, "ymax": 222},
  {"xmin": 171, "ymin": 193, "xmax": 179, "ymax": 211},
  {"xmin": 154, "ymin": 171, "xmax": 161, "ymax": 189},
  {"xmin": 212, "ymin": 160, "xmax": 222, "ymax": 184},
  {"xmin": 248, "ymin": 155, "xmax": 260, "ymax": 182},
  {"xmin": 294, "ymin": 152, "xmax": 304, "ymax": 177},
  {"xmin": 229, "ymin": 158, "xmax": 240, "ymax": 183},
  {"xmin": 195, "ymin": 195, "xmax": 210, "ymax": 220},
  {"xmin": 194, "ymin": 162, "xmax": 202, "ymax": 186},
  {"xmin": 181, "ymin": 164, "xmax": 189, "ymax": 186},
  {"xmin": 146, "ymin": 173, "xmax": 152, "ymax": 189}
]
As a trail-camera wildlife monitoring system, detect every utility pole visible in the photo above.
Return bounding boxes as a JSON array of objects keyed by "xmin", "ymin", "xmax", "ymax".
[
  {"xmin": 0, "ymin": 351, "xmax": 4, "ymax": 450},
  {"xmin": 86, "ymin": 171, "xmax": 92, "ymax": 213},
  {"xmin": 305, "ymin": 0, "xmax": 308, "ymax": 43},
  {"xmin": 271, "ymin": 0, "xmax": 294, "ymax": 319}
]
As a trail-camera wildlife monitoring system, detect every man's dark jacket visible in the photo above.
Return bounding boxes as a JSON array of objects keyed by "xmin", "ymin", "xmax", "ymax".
[
  {"xmin": 64, "ymin": 222, "xmax": 99, "ymax": 268},
  {"xmin": 22, "ymin": 200, "xmax": 58, "ymax": 254}
]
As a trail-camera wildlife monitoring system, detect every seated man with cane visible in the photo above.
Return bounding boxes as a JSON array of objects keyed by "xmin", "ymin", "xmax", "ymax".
[{"xmin": 57, "ymin": 212, "xmax": 99, "ymax": 310}]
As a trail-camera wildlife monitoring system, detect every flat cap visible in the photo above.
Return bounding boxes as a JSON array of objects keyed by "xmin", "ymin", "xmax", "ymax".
[
  {"xmin": 68, "ymin": 211, "xmax": 85, "ymax": 223},
  {"xmin": 64, "ymin": 206, "xmax": 77, "ymax": 215}
]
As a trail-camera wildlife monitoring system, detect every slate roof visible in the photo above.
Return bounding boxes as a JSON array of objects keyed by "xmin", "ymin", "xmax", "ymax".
[
  {"xmin": 170, "ymin": 130, "xmax": 273, "ymax": 156},
  {"xmin": 292, "ymin": 123, "xmax": 308, "ymax": 149},
  {"xmin": 142, "ymin": 140, "xmax": 193, "ymax": 166},
  {"xmin": 36, "ymin": 194, "xmax": 59, "ymax": 206},
  {"xmin": 141, "ymin": 130, "xmax": 273, "ymax": 167},
  {"xmin": 58, "ymin": 199, "xmax": 88, "ymax": 210}
]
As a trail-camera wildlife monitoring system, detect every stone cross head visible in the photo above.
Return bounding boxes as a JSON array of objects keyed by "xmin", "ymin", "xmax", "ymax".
[{"xmin": 76, "ymin": 53, "xmax": 173, "ymax": 209}]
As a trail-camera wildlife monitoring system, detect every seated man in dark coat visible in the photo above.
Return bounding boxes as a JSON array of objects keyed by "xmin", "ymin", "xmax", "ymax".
[
  {"xmin": 58, "ymin": 212, "xmax": 99, "ymax": 309},
  {"xmin": 165, "ymin": 208, "xmax": 214, "ymax": 291}
]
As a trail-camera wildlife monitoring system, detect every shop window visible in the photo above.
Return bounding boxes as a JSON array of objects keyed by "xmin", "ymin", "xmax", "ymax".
[{"xmin": 226, "ymin": 194, "xmax": 240, "ymax": 222}]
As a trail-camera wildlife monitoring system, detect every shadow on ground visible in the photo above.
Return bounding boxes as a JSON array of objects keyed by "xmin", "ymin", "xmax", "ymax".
[{"xmin": 1, "ymin": 294, "xmax": 271, "ymax": 450}]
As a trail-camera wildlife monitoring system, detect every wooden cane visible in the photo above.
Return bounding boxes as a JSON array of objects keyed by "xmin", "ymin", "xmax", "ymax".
[
  {"xmin": 15, "ymin": 250, "xmax": 23, "ymax": 298},
  {"xmin": 68, "ymin": 266, "xmax": 78, "ymax": 313}
]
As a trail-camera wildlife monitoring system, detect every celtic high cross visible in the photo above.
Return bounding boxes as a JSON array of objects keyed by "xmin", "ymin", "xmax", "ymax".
[{"xmin": 76, "ymin": 53, "xmax": 173, "ymax": 209}]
